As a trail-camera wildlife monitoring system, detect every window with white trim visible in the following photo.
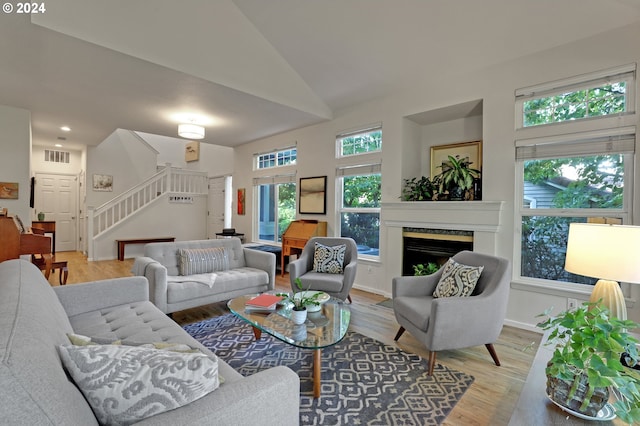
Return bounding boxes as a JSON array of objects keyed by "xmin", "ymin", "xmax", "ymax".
[
  {"xmin": 516, "ymin": 64, "xmax": 635, "ymax": 129},
  {"xmin": 336, "ymin": 125, "xmax": 382, "ymax": 157},
  {"xmin": 515, "ymin": 129, "xmax": 634, "ymax": 286},
  {"xmin": 253, "ymin": 175, "xmax": 296, "ymax": 243},
  {"xmin": 337, "ymin": 164, "xmax": 381, "ymax": 257},
  {"xmin": 255, "ymin": 147, "xmax": 297, "ymax": 170}
]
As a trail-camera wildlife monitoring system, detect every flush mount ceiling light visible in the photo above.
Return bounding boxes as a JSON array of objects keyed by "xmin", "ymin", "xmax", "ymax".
[
  {"xmin": 178, "ymin": 123, "xmax": 205, "ymax": 140},
  {"xmin": 60, "ymin": 126, "xmax": 71, "ymax": 132}
]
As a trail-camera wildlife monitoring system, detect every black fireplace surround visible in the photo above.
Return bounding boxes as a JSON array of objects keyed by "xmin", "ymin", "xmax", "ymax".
[{"xmin": 402, "ymin": 228, "xmax": 473, "ymax": 276}]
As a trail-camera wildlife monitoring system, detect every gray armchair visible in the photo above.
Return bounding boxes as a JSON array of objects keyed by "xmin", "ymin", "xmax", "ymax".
[
  {"xmin": 392, "ymin": 250, "xmax": 510, "ymax": 375},
  {"xmin": 289, "ymin": 237, "xmax": 358, "ymax": 302}
]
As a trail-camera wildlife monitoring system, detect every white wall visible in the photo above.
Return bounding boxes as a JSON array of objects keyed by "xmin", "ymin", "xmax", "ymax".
[
  {"xmin": 91, "ymin": 195, "xmax": 208, "ymax": 260},
  {"xmin": 233, "ymin": 22, "xmax": 640, "ymax": 329},
  {"xmin": 31, "ymin": 145, "xmax": 83, "ymax": 176},
  {"xmin": 0, "ymin": 105, "xmax": 32, "ymax": 223},
  {"xmin": 137, "ymin": 131, "xmax": 234, "ymax": 177},
  {"xmin": 86, "ymin": 129, "xmax": 159, "ymax": 208}
]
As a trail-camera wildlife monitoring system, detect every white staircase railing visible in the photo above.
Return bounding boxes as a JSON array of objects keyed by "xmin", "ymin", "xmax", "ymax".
[{"xmin": 87, "ymin": 166, "xmax": 208, "ymax": 259}]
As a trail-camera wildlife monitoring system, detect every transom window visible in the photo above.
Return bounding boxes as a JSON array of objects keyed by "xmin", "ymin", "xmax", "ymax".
[
  {"xmin": 337, "ymin": 125, "xmax": 382, "ymax": 157},
  {"xmin": 516, "ymin": 65, "xmax": 635, "ymax": 129},
  {"xmin": 255, "ymin": 147, "xmax": 297, "ymax": 170}
]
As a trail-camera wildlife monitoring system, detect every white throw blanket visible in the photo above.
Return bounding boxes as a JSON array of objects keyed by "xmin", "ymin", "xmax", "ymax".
[{"xmin": 167, "ymin": 273, "xmax": 217, "ymax": 288}]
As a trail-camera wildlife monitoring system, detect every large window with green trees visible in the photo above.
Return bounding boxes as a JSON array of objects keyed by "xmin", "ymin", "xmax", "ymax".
[
  {"xmin": 254, "ymin": 177, "xmax": 296, "ymax": 243},
  {"xmin": 337, "ymin": 164, "xmax": 381, "ymax": 257},
  {"xmin": 515, "ymin": 130, "xmax": 635, "ymax": 287},
  {"xmin": 515, "ymin": 66, "xmax": 636, "ymax": 289}
]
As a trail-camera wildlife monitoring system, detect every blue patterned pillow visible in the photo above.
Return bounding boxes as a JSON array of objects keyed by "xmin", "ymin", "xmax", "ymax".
[
  {"xmin": 178, "ymin": 247, "xmax": 229, "ymax": 275},
  {"xmin": 433, "ymin": 258, "xmax": 483, "ymax": 298},
  {"xmin": 313, "ymin": 242, "xmax": 346, "ymax": 274}
]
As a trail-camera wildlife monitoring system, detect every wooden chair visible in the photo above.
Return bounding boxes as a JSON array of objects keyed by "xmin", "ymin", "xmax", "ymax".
[{"xmin": 30, "ymin": 227, "xmax": 68, "ymax": 285}]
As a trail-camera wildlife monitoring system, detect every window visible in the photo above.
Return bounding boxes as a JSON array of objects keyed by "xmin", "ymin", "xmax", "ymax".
[
  {"xmin": 337, "ymin": 164, "xmax": 381, "ymax": 257},
  {"xmin": 515, "ymin": 129, "xmax": 634, "ymax": 286},
  {"xmin": 337, "ymin": 125, "xmax": 382, "ymax": 157},
  {"xmin": 255, "ymin": 147, "xmax": 297, "ymax": 170},
  {"xmin": 254, "ymin": 176, "xmax": 296, "ymax": 243},
  {"xmin": 516, "ymin": 65, "xmax": 635, "ymax": 129}
]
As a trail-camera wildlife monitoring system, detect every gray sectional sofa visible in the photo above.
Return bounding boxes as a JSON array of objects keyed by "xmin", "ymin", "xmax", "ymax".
[
  {"xmin": 133, "ymin": 238, "xmax": 275, "ymax": 314},
  {"xmin": 0, "ymin": 259, "xmax": 299, "ymax": 425}
]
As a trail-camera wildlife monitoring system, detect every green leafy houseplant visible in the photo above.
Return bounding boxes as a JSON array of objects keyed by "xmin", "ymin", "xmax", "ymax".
[
  {"xmin": 437, "ymin": 155, "xmax": 481, "ymax": 200},
  {"xmin": 401, "ymin": 176, "xmax": 439, "ymax": 201},
  {"xmin": 279, "ymin": 278, "xmax": 322, "ymax": 311},
  {"xmin": 537, "ymin": 302, "xmax": 640, "ymax": 424},
  {"xmin": 413, "ymin": 262, "xmax": 439, "ymax": 276}
]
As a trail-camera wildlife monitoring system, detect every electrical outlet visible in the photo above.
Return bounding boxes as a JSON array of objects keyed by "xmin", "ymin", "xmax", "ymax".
[
  {"xmin": 567, "ymin": 298, "xmax": 578, "ymax": 310},
  {"xmin": 367, "ymin": 266, "xmax": 373, "ymax": 274}
]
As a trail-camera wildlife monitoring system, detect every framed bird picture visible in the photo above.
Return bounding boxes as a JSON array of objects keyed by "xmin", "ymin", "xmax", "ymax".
[{"xmin": 185, "ymin": 141, "xmax": 200, "ymax": 162}]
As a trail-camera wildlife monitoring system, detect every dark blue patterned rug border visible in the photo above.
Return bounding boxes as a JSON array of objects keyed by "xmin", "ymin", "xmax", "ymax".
[{"xmin": 184, "ymin": 314, "xmax": 474, "ymax": 426}]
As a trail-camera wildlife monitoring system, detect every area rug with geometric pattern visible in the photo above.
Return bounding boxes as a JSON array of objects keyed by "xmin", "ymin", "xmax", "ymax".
[{"xmin": 183, "ymin": 314, "xmax": 474, "ymax": 426}]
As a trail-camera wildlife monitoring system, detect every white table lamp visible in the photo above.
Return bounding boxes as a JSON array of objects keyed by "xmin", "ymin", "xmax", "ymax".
[{"xmin": 564, "ymin": 223, "xmax": 640, "ymax": 320}]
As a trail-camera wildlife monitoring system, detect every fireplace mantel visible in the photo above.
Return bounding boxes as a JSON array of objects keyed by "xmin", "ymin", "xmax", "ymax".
[{"xmin": 381, "ymin": 201, "xmax": 504, "ymax": 232}]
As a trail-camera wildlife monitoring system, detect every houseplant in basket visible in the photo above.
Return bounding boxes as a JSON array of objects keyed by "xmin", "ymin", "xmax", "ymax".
[{"xmin": 537, "ymin": 302, "xmax": 640, "ymax": 424}]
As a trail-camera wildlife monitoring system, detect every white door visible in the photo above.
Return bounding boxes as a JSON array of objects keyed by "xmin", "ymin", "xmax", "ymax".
[
  {"xmin": 35, "ymin": 173, "xmax": 77, "ymax": 252},
  {"xmin": 208, "ymin": 176, "xmax": 226, "ymax": 239}
]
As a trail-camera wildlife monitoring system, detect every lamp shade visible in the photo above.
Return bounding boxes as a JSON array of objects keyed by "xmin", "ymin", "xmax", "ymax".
[
  {"xmin": 178, "ymin": 123, "xmax": 205, "ymax": 140},
  {"xmin": 565, "ymin": 223, "xmax": 640, "ymax": 284}
]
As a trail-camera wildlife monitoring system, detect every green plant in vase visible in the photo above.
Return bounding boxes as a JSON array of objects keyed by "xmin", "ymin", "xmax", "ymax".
[
  {"xmin": 278, "ymin": 278, "xmax": 322, "ymax": 311},
  {"xmin": 437, "ymin": 155, "xmax": 481, "ymax": 200},
  {"xmin": 537, "ymin": 302, "xmax": 640, "ymax": 424}
]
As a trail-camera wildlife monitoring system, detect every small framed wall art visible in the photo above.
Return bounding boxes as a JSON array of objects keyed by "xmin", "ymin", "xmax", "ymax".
[
  {"xmin": 299, "ymin": 176, "xmax": 327, "ymax": 214},
  {"xmin": 0, "ymin": 182, "xmax": 19, "ymax": 199},
  {"xmin": 237, "ymin": 188, "xmax": 245, "ymax": 215},
  {"xmin": 92, "ymin": 174, "xmax": 113, "ymax": 192},
  {"xmin": 185, "ymin": 141, "xmax": 200, "ymax": 162}
]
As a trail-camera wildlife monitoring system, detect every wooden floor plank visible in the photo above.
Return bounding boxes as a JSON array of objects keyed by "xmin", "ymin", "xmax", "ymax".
[{"xmin": 46, "ymin": 251, "xmax": 541, "ymax": 425}]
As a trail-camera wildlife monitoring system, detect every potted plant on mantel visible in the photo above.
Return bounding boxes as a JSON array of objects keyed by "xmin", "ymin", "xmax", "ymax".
[
  {"xmin": 537, "ymin": 302, "xmax": 640, "ymax": 424},
  {"xmin": 437, "ymin": 155, "xmax": 481, "ymax": 201},
  {"xmin": 401, "ymin": 175, "xmax": 440, "ymax": 201}
]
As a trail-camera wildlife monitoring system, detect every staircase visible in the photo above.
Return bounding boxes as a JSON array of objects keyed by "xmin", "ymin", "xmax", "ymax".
[{"xmin": 87, "ymin": 166, "xmax": 208, "ymax": 259}]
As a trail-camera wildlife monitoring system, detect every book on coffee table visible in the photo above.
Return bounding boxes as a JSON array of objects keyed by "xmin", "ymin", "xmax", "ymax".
[{"xmin": 246, "ymin": 294, "xmax": 284, "ymax": 310}]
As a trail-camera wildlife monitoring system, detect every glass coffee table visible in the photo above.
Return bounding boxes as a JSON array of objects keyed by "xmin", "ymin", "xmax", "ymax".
[{"xmin": 228, "ymin": 294, "xmax": 350, "ymax": 398}]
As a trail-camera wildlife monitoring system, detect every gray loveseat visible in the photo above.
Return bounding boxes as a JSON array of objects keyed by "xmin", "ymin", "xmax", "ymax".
[
  {"xmin": 134, "ymin": 238, "xmax": 275, "ymax": 314},
  {"xmin": 0, "ymin": 259, "xmax": 299, "ymax": 425}
]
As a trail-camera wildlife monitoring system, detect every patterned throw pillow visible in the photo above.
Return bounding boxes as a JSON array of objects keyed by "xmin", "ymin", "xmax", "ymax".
[
  {"xmin": 178, "ymin": 247, "xmax": 229, "ymax": 276},
  {"xmin": 313, "ymin": 242, "xmax": 346, "ymax": 274},
  {"xmin": 433, "ymin": 258, "xmax": 484, "ymax": 298},
  {"xmin": 58, "ymin": 344, "xmax": 220, "ymax": 425}
]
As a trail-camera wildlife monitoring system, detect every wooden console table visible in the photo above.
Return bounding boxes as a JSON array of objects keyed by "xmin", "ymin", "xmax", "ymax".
[
  {"xmin": 509, "ymin": 332, "xmax": 622, "ymax": 425},
  {"xmin": 116, "ymin": 237, "xmax": 175, "ymax": 261}
]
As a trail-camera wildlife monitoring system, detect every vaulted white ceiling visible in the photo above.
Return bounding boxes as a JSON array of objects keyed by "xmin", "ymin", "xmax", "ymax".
[{"xmin": 1, "ymin": 0, "xmax": 640, "ymax": 149}]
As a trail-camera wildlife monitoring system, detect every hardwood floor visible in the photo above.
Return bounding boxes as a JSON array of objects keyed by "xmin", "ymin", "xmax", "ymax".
[{"xmin": 51, "ymin": 251, "xmax": 542, "ymax": 426}]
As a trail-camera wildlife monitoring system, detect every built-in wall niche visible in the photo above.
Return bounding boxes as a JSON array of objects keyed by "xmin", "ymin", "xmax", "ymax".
[{"xmin": 403, "ymin": 99, "xmax": 483, "ymax": 182}]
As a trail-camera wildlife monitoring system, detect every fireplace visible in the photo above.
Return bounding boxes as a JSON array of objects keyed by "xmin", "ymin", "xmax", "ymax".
[{"xmin": 402, "ymin": 228, "xmax": 473, "ymax": 275}]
